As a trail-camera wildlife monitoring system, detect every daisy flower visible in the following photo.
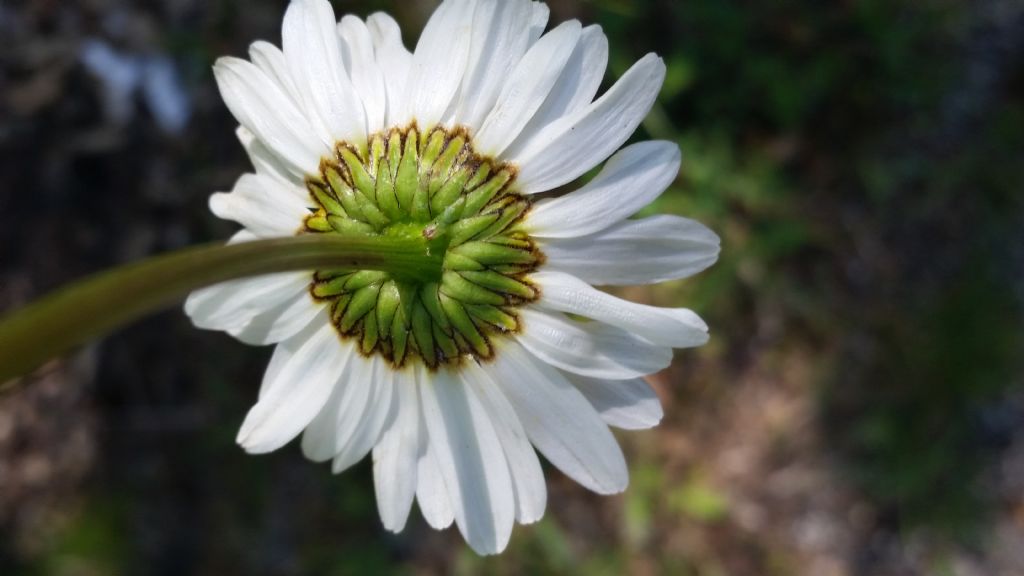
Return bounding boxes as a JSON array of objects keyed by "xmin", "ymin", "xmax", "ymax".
[{"xmin": 186, "ymin": 0, "xmax": 720, "ymax": 555}]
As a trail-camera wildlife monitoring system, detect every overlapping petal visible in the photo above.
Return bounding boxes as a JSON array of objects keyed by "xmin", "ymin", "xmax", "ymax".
[
  {"xmin": 372, "ymin": 372, "xmax": 421, "ymax": 532},
  {"xmin": 248, "ymin": 41, "xmax": 303, "ymax": 108},
  {"xmin": 504, "ymin": 25, "xmax": 608, "ymax": 155},
  {"xmin": 491, "ymin": 342, "xmax": 629, "ymax": 495},
  {"xmin": 366, "ymin": 12, "xmax": 412, "ymax": 125},
  {"xmin": 236, "ymin": 316, "xmax": 350, "ymax": 454},
  {"xmin": 415, "ymin": 431, "xmax": 456, "ymax": 530},
  {"xmin": 236, "ymin": 127, "xmax": 306, "ymax": 193},
  {"xmin": 282, "ymin": 0, "xmax": 367, "ymax": 144},
  {"xmin": 532, "ymin": 270, "xmax": 710, "ymax": 348},
  {"xmin": 229, "ymin": 291, "xmax": 323, "ymax": 346},
  {"xmin": 518, "ymin": 308, "xmax": 673, "ymax": 379},
  {"xmin": 300, "ymin": 352, "xmax": 372, "ymax": 462},
  {"xmin": 185, "ymin": 231, "xmax": 312, "ymax": 334},
  {"xmin": 338, "ymin": 15, "xmax": 387, "ymax": 134},
  {"xmin": 473, "ymin": 20, "xmax": 582, "ymax": 155},
  {"xmin": 208, "ymin": 173, "xmax": 310, "ymax": 237},
  {"xmin": 528, "ymin": 2, "xmax": 550, "ymax": 43},
  {"xmin": 564, "ymin": 374, "xmax": 664, "ymax": 430},
  {"xmin": 332, "ymin": 358, "xmax": 396, "ymax": 473},
  {"xmin": 511, "ymin": 53, "xmax": 667, "ymax": 194},
  {"xmin": 451, "ymin": 0, "xmax": 537, "ymax": 129},
  {"xmin": 407, "ymin": 0, "xmax": 475, "ymax": 127},
  {"xmin": 524, "ymin": 141, "xmax": 681, "ymax": 232},
  {"xmin": 185, "ymin": 270, "xmax": 306, "ymax": 332},
  {"xmin": 213, "ymin": 57, "xmax": 327, "ymax": 175},
  {"xmin": 420, "ymin": 369, "xmax": 515, "ymax": 554},
  {"xmin": 462, "ymin": 362, "xmax": 547, "ymax": 524},
  {"xmin": 540, "ymin": 215, "xmax": 721, "ymax": 285}
]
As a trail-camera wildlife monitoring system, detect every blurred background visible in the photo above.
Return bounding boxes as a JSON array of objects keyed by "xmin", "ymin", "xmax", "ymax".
[{"xmin": 1, "ymin": 0, "xmax": 1023, "ymax": 574}]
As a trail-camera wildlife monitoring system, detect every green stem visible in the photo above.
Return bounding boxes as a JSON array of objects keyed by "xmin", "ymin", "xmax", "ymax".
[{"xmin": 0, "ymin": 234, "xmax": 439, "ymax": 387}]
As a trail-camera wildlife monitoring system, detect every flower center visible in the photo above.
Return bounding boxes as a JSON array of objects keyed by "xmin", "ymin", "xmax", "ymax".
[{"xmin": 304, "ymin": 124, "xmax": 542, "ymax": 369}]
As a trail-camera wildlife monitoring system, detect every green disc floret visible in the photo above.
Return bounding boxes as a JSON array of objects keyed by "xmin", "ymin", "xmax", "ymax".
[{"xmin": 304, "ymin": 124, "xmax": 543, "ymax": 369}]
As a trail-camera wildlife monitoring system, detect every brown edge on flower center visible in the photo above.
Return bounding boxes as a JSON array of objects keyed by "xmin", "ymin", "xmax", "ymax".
[{"xmin": 301, "ymin": 123, "xmax": 544, "ymax": 372}]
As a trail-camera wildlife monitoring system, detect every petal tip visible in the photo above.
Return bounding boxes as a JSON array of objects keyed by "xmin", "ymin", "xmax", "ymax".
[
  {"xmin": 591, "ymin": 475, "xmax": 629, "ymax": 496},
  {"xmin": 236, "ymin": 427, "xmax": 270, "ymax": 455},
  {"xmin": 207, "ymin": 191, "xmax": 231, "ymax": 216}
]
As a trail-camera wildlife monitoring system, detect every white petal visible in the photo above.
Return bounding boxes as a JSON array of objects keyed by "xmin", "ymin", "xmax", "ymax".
[
  {"xmin": 332, "ymin": 358, "xmax": 396, "ymax": 473},
  {"xmin": 230, "ymin": 292, "xmax": 322, "ymax": 346},
  {"xmin": 338, "ymin": 16, "xmax": 387, "ymax": 135},
  {"xmin": 528, "ymin": 2, "xmax": 550, "ymax": 44},
  {"xmin": 300, "ymin": 369, "xmax": 347, "ymax": 461},
  {"xmin": 407, "ymin": 0, "xmax": 475, "ymax": 127},
  {"xmin": 214, "ymin": 57, "xmax": 327, "ymax": 175},
  {"xmin": 463, "ymin": 362, "xmax": 547, "ymax": 524},
  {"xmin": 282, "ymin": 0, "xmax": 366, "ymax": 144},
  {"xmin": 301, "ymin": 348, "xmax": 378, "ymax": 459},
  {"xmin": 185, "ymin": 271, "xmax": 307, "ymax": 331},
  {"xmin": 504, "ymin": 25, "xmax": 607, "ymax": 155},
  {"xmin": 540, "ymin": 215, "xmax": 721, "ymax": 285},
  {"xmin": 258, "ymin": 332, "xmax": 301, "ymax": 400},
  {"xmin": 252, "ymin": 274, "xmax": 320, "ymax": 400},
  {"xmin": 564, "ymin": 374, "xmax": 664, "ymax": 430},
  {"xmin": 518, "ymin": 308, "xmax": 672, "ymax": 380},
  {"xmin": 491, "ymin": 342, "xmax": 628, "ymax": 494},
  {"xmin": 366, "ymin": 12, "xmax": 412, "ymax": 126},
  {"xmin": 533, "ymin": 270, "xmax": 709, "ymax": 348},
  {"xmin": 301, "ymin": 352, "xmax": 374, "ymax": 462},
  {"xmin": 474, "ymin": 21, "xmax": 582, "ymax": 156},
  {"xmin": 512, "ymin": 54, "xmax": 666, "ymax": 194},
  {"xmin": 236, "ymin": 317, "xmax": 346, "ymax": 454},
  {"xmin": 420, "ymin": 369, "xmax": 514, "ymax": 556},
  {"xmin": 209, "ymin": 173, "xmax": 309, "ymax": 237},
  {"xmin": 188, "ymin": 229, "xmax": 319, "ymax": 348},
  {"xmin": 525, "ymin": 140, "xmax": 679, "ymax": 232},
  {"xmin": 185, "ymin": 229, "xmax": 309, "ymax": 331},
  {"xmin": 416, "ymin": 416, "xmax": 455, "ymax": 530},
  {"xmin": 373, "ymin": 371, "xmax": 420, "ymax": 532},
  {"xmin": 450, "ymin": 0, "xmax": 535, "ymax": 128},
  {"xmin": 236, "ymin": 126, "xmax": 306, "ymax": 192},
  {"xmin": 248, "ymin": 41, "xmax": 302, "ymax": 107}
]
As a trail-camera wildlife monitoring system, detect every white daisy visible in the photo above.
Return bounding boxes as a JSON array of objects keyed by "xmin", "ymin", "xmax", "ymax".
[{"xmin": 186, "ymin": 0, "xmax": 720, "ymax": 555}]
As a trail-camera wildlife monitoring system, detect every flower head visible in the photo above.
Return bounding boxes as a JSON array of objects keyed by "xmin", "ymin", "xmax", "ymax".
[{"xmin": 186, "ymin": 0, "xmax": 720, "ymax": 555}]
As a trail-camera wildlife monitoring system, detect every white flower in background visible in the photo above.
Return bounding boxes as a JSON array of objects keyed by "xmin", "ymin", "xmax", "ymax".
[
  {"xmin": 185, "ymin": 0, "xmax": 720, "ymax": 555},
  {"xmin": 80, "ymin": 39, "xmax": 192, "ymax": 134}
]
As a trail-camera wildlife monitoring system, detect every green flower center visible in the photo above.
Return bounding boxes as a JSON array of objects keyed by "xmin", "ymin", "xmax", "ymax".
[{"xmin": 304, "ymin": 124, "xmax": 543, "ymax": 369}]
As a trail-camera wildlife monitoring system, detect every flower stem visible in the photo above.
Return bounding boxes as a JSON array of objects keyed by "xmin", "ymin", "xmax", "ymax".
[{"xmin": 0, "ymin": 234, "xmax": 440, "ymax": 387}]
